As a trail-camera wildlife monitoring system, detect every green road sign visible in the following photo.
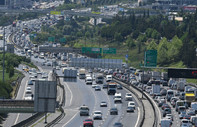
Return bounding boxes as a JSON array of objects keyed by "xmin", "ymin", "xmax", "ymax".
[
  {"xmin": 60, "ymin": 38, "xmax": 66, "ymax": 43},
  {"xmin": 82, "ymin": 47, "xmax": 101, "ymax": 54},
  {"xmin": 48, "ymin": 37, "xmax": 55, "ymax": 42},
  {"xmin": 102, "ymin": 48, "xmax": 116, "ymax": 54},
  {"xmin": 144, "ymin": 50, "xmax": 157, "ymax": 67}
]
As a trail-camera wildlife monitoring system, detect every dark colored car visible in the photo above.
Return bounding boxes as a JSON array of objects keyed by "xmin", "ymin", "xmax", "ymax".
[
  {"xmin": 102, "ymin": 84, "xmax": 108, "ymax": 89},
  {"xmin": 113, "ymin": 122, "xmax": 123, "ymax": 127},
  {"xmin": 162, "ymin": 104, "xmax": 171, "ymax": 110},
  {"xmin": 110, "ymin": 108, "xmax": 118, "ymax": 115},
  {"xmin": 163, "ymin": 108, "xmax": 171, "ymax": 117},
  {"xmin": 127, "ymin": 106, "xmax": 135, "ymax": 112},
  {"xmin": 117, "ymin": 85, "xmax": 123, "ymax": 90},
  {"xmin": 28, "ymin": 80, "xmax": 33, "ymax": 85}
]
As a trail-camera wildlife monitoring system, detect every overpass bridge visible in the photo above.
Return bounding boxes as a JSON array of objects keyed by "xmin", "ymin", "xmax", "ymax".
[{"xmin": 0, "ymin": 100, "xmax": 34, "ymax": 113}]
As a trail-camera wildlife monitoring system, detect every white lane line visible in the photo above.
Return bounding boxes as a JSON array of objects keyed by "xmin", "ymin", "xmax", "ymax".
[
  {"xmin": 14, "ymin": 79, "xmax": 28, "ymax": 125},
  {"xmin": 62, "ymin": 111, "xmax": 79, "ymax": 127},
  {"xmin": 135, "ymin": 107, "xmax": 140, "ymax": 127},
  {"xmin": 62, "ymin": 79, "xmax": 73, "ymax": 107}
]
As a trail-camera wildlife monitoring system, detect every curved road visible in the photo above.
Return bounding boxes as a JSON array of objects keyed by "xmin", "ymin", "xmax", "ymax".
[{"xmin": 54, "ymin": 70, "xmax": 139, "ymax": 127}]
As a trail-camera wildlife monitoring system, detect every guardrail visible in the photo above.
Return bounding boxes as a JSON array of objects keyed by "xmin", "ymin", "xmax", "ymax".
[
  {"xmin": 45, "ymin": 73, "xmax": 65, "ymax": 127},
  {"xmin": 114, "ymin": 76, "xmax": 158, "ymax": 127},
  {"xmin": 12, "ymin": 113, "xmax": 45, "ymax": 127}
]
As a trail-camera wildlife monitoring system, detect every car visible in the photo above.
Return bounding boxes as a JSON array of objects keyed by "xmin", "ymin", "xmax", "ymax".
[
  {"xmin": 28, "ymin": 80, "xmax": 33, "ymax": 85},
  {"xmin": 181, "ymin": 119, "xmax": 192, "ymax": 127},
  {"xmin": 56, "ymin": 66, "xmax": 60, "ymax": 70},
  {"xmin": 110, "ymin": 108, "xmax": 118, "ymax": 115},
  {"xmin": 125, "ymin": 93, "xmax": 133, "ymax": 101},
  {"xmin": 83, "ymin": 119, "xmax": 93, "ymax": 127},
  {"xmin": 183, "ymin": 114, "xmax": 191, "ymax": 120},
  {"xmin": 117, "ymin": 85, "xmax": 123, "ymax": 89},
  {"xmin": 95, "ymin": 86, "xmax": 101, "ymax": 91},
  {"xmin": 127, "ymin": 106, "xmax": 135, "ymax": 112},
  {"xmin": 46, "ymin": 62, "xmax": 52, "ymax": 66},
  {"xmin": 92, "ymin": 84, "xmax": 97, "ymax": 88},
  {"xmin": 162, "ymin": 103, "xmax": 171, "ymax": 110},
  {"xmin": 100, "ymin": 101, "xmax": 107, "ymax": 107},
  {"xmin": 165, "ymin": 114, "xmax": 173, "ymax": 121},
  {"xmin": 128, "ymin": 101, "xmax": 135, "ymax": 109},
  {"xmin": 113, "ymin": 122, "xmax": 123, "ymax": 127},
  {"xmin": 179, "ymin": 112, "xmax": 187, "ymax": 119},
  {"xmin": 102, "ymin": 84, "xmax": 108, "ymax": 89},
  {"xmin": 25, "ymin": 87, "xmax": 32, "ymax": 94},
  {"xmin": 160, "ymin": 89, "xmax": 167, "ymax": 96},
  {"xmin": 162, "ymin": 108, "xmax": 171, "ymax": 117},
  {"xmin": 187, "ymin": 108, "xmax": 196, "ymax": 116},
  {"xmin": 93, "ymin": 111, "xmax": 102, "ymax": 120}
]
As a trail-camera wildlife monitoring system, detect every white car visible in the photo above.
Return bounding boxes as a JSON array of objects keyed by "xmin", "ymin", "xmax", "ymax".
[
  {"xmin": 165, "ymin": 114, "xmax": 173, "ymax": 121},
  {"xmin": 125, "ymin": 93, "xmax": 133, "ymax": 101},
  {"xmin": 100, "ymin": 101, "xmax": 107, "ymax": 107},
  {"xmin": 92, "ymin": 84, "xmax": 97, "ymax": 88},
  {"xmin": 93, "ymin": 111, "xmax": 102, "ymax": 120},
  {"xmin": 128, "ymin": 101, "xmax": 135, "ymax": 109},
  {"xmin": 181, "ymin": 119, "xmax": 192, "ymax": 127}
]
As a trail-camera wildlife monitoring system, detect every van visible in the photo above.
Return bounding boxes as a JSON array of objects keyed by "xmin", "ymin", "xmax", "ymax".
[
  {"xmin": 86, "ymin": 77, "xmax": 92, "ymax": 85},
  {"xmin": 191, "ymin": 102, "xmax": 197, "ymax": 113},
  {"xmin": 114, "ymin": 93, "xmax": 122, "ymax": 103},
  {"xmin": 106, "ymin": 75, "xmax": 112, "ymax": 82},
  {"xmin": 160, "ymin": 119, "xmax": 171, "ymax": 127},
  {"xmin": 190, "ymin": 116, "xmax": 197, "ymax": 126},
  {"xmin": 166, "ymin": 90, "xmax": 174, "ymax": 101},
  {"xmin": 175, "ymin": 100, "xmax": 185, "ymax": 112}
]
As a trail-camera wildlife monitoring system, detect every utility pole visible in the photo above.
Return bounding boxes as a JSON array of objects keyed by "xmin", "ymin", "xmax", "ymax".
[{"xmin": 3, "ymin": 27, "xmax": 6, "ymax": 83}]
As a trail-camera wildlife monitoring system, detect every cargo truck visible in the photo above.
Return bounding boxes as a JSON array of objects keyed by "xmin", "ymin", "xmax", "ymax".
[
  {"xmin": 79, "ymin": 68, "xmax": 86, "ymax": 79},
  {"xmin": 107, "ymin": 82, "xmax": 117, "ymax": 95},
  {"xmin": 96, "ymin": 74, "xmax": 104, "ymax": 84},
  {"xmin": 139, "ymin": 73, "xmax": 151, "ymax": 84},
  {"xmin": 152, "ymin": 84, "xmax": 161, "ymax": 96},
  {"xmin": 177, "ymin": 82, "xmax": 185, "ymax": 91}
]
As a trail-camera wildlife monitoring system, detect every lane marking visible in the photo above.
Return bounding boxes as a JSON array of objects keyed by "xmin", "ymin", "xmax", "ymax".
[
  {"xmin": 135, "ymin": 107, "xmax": 140, "ymax": 127},
  {"xmin": 14, "ymin": 78, "xmax": 28, "ymax": 125},
  {"xmin": 62, "ymin": 111, "xmax": 79, "ymax": 127}
]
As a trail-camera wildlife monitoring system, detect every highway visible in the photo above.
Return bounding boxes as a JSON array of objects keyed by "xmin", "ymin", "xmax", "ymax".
[{"xmin": 53, "ymin": 70, "xmax": 139, "ymax": 127}]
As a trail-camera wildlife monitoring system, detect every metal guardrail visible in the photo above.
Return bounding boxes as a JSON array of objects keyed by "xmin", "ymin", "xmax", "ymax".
[
  {"xmin": 45, "ymin": 73, "xmax": 65, "ymax": 127},
  {"xmin": 114, "ymin": 77, "xmax": 158, "ymax": 127},
  {"xmin": 12, "ymin": 113, "xmax": 45, "ymax": 127}
]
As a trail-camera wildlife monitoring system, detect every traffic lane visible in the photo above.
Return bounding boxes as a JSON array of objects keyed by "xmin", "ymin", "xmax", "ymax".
[
  {"xmin": 102, "ymin": 87, "xmax": 139, "ymax": 127},
  {"xmin": 62, "ymin": 79, "xmax": 110, "ymax": 127},
  {"xmin": 3, "ymin": 66, "xmax": 30, "ymax": 126},
  {"xmin": 54, "ymin": 78, "xmax": 96, "ymax": 127}
]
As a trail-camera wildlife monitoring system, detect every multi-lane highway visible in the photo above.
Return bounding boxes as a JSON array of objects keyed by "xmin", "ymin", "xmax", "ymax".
[{"xmin": 54, "ymin": 69, "xmax": 140, "ymax": 127}]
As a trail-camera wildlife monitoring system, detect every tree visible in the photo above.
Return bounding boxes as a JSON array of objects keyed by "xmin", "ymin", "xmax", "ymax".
[
  {"xmin": 157, "ymin": 37, "xmax": 169, "ymax": 65},
  {"xmin": 85, "ymin": 31, "xmax": 91, "ymax": 38},
  {"xmin": 168, "ymin": 36, "xmax": 183, "ymax": 62},
  {"xmin": 114, "ymin": 32, "xmax": 123, "ymax": 42},
  {"xmin": 9, "ymin": 66, "xmax": 14, "ymax": 78},
  {"xmin": 147, "ymin": 40, "xmax": 157, "ymax": 50},
  {"xmin": 126, "ymin": 37, "xmax": 135, "ymax": 48}
]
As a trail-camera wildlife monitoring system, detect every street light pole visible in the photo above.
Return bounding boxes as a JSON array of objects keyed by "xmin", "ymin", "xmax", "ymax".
[{"xmin": 3, "ymin": 27, "xmax": 6, "ymax": 82}]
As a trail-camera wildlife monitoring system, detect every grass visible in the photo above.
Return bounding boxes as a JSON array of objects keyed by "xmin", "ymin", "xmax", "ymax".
[
  {"xmin": 21, "ymin": 61, "xmax": 38, "ymax": 69},
  {"xmin": 186, "ymin": 79, "xmax": 197, "ymax": 86},
  {"xmin": 31, "ymin": 113, "xmax": 51, "ymax": 127}
]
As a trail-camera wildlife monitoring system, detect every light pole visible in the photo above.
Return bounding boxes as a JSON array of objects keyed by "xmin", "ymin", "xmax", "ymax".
[{"xmin": 3, "ymin": 27, "xmax": 6, "ymax": 83}]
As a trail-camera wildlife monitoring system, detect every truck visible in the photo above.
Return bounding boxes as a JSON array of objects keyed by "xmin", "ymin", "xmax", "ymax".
[
  {"xmin": 191, "ymin": 102, "xmax": 197, "ymax": 114},
  {"xmin": 139, "ymin": 73, "xmax": 151, "ymax": 84},
  {"xmin": 107, "ymin": 82, "xmax": 117, "ymax": 95},
  {"xmin": 152, "ymin": 71, "xmax": 161, "ymax": 80},
  {"xmin": 79, "ymin": 68, "xmax": 86, "ymax": 79},
  {"xmin": 96, "ymin": 74, "xmax": 104, "ymax": 84},
  {"xmin": 161, "ymin": 72, "xmax": 168, "ymax": 81},
  {"xmin": 152, "ymin": 84, "xmax": 161, "ymax": 96},
  {"xmin": 185, "ymin": 93, "xmax": 195, "ymax": 107},
  {"xmin": 177, "ymin": 82, "xmax": 185, "ymax": 91}
]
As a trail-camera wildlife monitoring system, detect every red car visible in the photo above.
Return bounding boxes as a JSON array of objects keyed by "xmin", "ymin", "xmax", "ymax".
[
  {"xmin": 162, "ymin": 104, "xmax": 171, "ymax": 110},
  {"xmin": 83, "ymin": 119, "xmax": 94, "ymax": 127}
]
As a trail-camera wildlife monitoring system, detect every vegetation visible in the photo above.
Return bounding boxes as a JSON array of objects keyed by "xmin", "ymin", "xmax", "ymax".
[{"xmin": 0, "ymin": 53, "xmax": 31, "ymax": 98}]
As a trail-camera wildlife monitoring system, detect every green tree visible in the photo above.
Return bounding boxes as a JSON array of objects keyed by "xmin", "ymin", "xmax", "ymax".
[
  {"xmin": 147, "ymin": 40, "xmax": 157, "ymax": 50},
  {"xmin": 168, "ymin": 36, "xmax": 183, "ymax": 61},
  {"xmin": 126, "ymin": 37, "xmax": 135, "ymax": 48},
  {"xmin": 9, "ymin": 66, "xmax": 14, "ymax": 78},
  {"xmin": 114, "ymin": 32, "xmax": 123, "ymax": 42},
  {"xmin": 157, "ymin": 37, "xmax": 169, "ymax": 65},
  {"xmin": 85, "ymin": 31, "xmax": 91, "ymax": 38}
]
